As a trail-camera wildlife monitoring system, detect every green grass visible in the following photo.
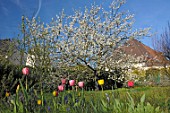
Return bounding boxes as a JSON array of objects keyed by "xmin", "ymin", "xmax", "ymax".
[
  {"xmin": 87, "ymin": 86, "xmax": 170, "ymax": 110},
  {"xmin": 43, "ymin": 86, "xmax": 170, "ymax": 112},
  {"xmin": 1, "ymin": 86, "xmax": 170, "ymax": 113}
]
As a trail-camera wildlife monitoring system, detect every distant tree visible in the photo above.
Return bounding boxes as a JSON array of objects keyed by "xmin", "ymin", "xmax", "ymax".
[{"xmin": 152, "ymin": 23, "xmax": 170, "ymax": 60}]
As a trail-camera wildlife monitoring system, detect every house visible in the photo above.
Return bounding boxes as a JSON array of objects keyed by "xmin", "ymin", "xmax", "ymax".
[
  {"xmin": 119, "ymin": 38, "xmax": 170, "ymax": 69},
  {"xmin": 0, "ymin": 39, "xmax": 52, "ymax": 68},
  {"xmin": 1, "ymin": 38, "xmax": 169, "ymax": 69}
]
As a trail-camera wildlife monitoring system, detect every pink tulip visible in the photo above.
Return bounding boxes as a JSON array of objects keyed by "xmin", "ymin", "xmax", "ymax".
[
  {"xmin": 69, "ymin": 80, "xmax": 75, "ymax": 86},
  {"xmin": 61, "ymin": 78, "xmax": 66, "ymax": 85},
  {"xmin": 128, "ymin": 80, "xmax": 134, "ymax": 87},
  {"xmin": 22, "ymin": 67, "xmax": 29, "ymax": 75},
  {"xmin": 78, "ymin": 81, "xmax": 84, "ymax": 88},
  {"xmin": 58, "ymin": 85, "xmax": 64, "ymax": 91}
]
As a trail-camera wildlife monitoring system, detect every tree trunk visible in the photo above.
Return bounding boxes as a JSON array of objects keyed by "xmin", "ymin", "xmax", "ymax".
[{"xmin": 94, "ymin": 70, "xmax": 99, "ymax": 90}]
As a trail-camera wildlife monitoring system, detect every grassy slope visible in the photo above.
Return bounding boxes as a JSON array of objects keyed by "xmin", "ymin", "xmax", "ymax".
[
  {"xmin": 45, "ymin": 86, "xmax": 170, "ymax": 111},
  {"xmin": 1, "ymin": 86, "xmax": 169, "ymax": 112},
  {"xmin": 80, "ymin": 86, "xmax": 170, "ymax": 111}
]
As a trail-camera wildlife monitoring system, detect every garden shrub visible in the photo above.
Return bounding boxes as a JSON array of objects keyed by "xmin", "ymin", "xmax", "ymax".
[
  {"xmin": 132, "ymin": 69, "xmax": 146, "ymax": 77},
  {"xmin": 0, "ymin": 62, "xmax": 40, "ymax": 99},
  {"xmin": 0, "ymin": 62, "xmax": 21, "ymax": 99},
  {"xmin": 144, "ymin": 68, "xmax": 170, "ymax": 86},
  {"xmin": 128, "ymin": 67, "xmax": 170, "ymax": 87},
  {"xmin": 52, "ymin": 65, "xmax": 126, "ymax": 91},
  {"xmin": 97, "ymin": 69, "xmax": 125, "ymax": 90}
]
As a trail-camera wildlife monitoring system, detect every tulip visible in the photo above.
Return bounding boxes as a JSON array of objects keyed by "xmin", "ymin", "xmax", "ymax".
[
  {"xmin": 5, "ymin": 92, "xmax": 10, "ymax": 97},
  {"xmin": 22, "ymin": 67, "xmax": 29, "ymax": 75},
  {"xmin": 98, "ymin": 79, "xmax": 104, "ymax": 86},
  {"xmin": 78, "ymin": 81, "xmax": 84, "ymax": 88},
  {"xmin": 128, "ymin": 80, "xmax": 134, "ymax": 87},
  {"xmin": 22, "ymin": 67, "xmax": 29, "ymax": 91},
  {"xmin": 78, "ymin": 92, "xmax": 81, "ymax": 97},
  {"xmin": 61, "ymin": 78, "xmax": 66, "ymax": 85},
  {"xmin": 58, "ymin": 85, "xmax": 64, "ymax": 91},
  {"xmin": 16, "ymin": 84, "xmax": 20, "ymax": 93},
  {"xmin": 52, "ymin": 91, "xmax": 58, "ymax": 97},
  {"xmin": 69, "ymin": 80, "xmax": 75, "ymax": 86},
  {"xmin": 37, "ymin": 100, "xmax": 42, "ymax": 105}
]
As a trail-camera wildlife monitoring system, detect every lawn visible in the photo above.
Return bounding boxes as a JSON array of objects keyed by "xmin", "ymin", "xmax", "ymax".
[
  {"xmin": 1, "ymin": 85, "xmax": 169, "ymax": 113},
  {"xmin": 82, "ymin": 86, "xmax": 170, "ymax": 111}
]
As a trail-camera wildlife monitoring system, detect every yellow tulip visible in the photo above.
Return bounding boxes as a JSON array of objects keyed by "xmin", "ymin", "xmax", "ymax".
[
  {"xmin": 78, "ymin": 92, "xmax": 81, "ymax": 97},
  {"xmin": 98, "ymin": 79, "xmax": 104, "ymax": 86},
  {"xmin": 37, "ymin": 100, "xmax": 42, "ymax": 105},
  {"xmin": 52, "ymin": 91, "xmax": 58, "ymax": 97},
  {"xmin": 16, "ymin": 85, "xmax": 20, "ymax": 93},
  {"xmin": 5, "ymin": 92, "xmax": 10, "ymax": 97}
]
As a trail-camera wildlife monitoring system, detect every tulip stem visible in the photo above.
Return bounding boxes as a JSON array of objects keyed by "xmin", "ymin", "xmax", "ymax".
[
  {"xmin": 26, "ymin": 76, "xmax": 28, "ymax": 91},
  {"xmin": 40, "ymin": 81, "xmax": 44, "ymax": 106},
  {"xmin": 72, "ymin": 86, "xmax": 74, "ymax": 91},
  {"xmin": 102, "ymin": 85, "xmax": 103, "ymax": 92},
  {"xmin": 81, "ymin": 88, "xmax": 84, "ymax": 98}
]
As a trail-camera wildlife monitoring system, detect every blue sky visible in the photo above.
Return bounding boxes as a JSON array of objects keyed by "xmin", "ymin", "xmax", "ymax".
[{"xmin": 0, "ymin": 0, "xmax": 170, "ymax": 48}]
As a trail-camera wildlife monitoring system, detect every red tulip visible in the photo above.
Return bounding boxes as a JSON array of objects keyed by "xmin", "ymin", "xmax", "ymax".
[
  {"xmin": 58, "ymin": 85, "xmax": 64, "ymax": 91},
  {"xmin": 61, "ymin": 78, "xmax": 66, "ymax": 85},
  {"xmin": 78, "ymin": 81, "xmax": 84, "ymax": 88},
  {"xmin": 22, "ymin": 67, "xmax": 29, "ymax": 75},
  {"xmin": 69, "ymin": 80, "xmax": 75, "ymax": 86},
  {"xmin": 128, "ymin": 80, "xmax": 134, "ymax": 87}
]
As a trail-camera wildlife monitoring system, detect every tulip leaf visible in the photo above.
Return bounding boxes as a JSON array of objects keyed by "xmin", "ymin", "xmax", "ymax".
[
  {"xmin": 140, "ymin": 94, "xmax": 145, "ymax": 103},
  {"xmin": 101, "ymin": 99, "xmax": 108, "ymax": 112},
  {"xmin": 19, "ymin": 79, "xmax": 28, "ymax": 106},
  {"xmin": 90, "ymin": 101, "xmax": 97, "ymax": 113},
  {"xmin": 11, "ymin": 100, "xmax": 17, "ymax": 113}
]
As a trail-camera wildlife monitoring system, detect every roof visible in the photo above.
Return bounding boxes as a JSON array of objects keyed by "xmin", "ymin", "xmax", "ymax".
[{"xmin": 119, "ymin": 39, "xmax": 170, "ymax": 67}]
